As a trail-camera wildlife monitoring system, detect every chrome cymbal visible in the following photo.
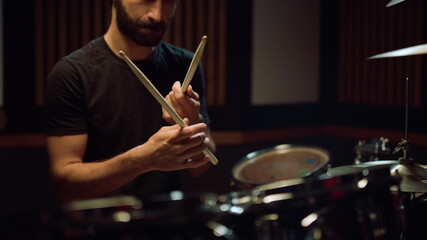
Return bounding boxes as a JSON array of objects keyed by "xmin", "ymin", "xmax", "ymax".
[
  {"xmin": 369, "ymin": 43, "xmax": 427, "ymax": 59},
  {"xmin": 390, "ymin": 163, "xmax": 427, "ymax": 193},
  {"xmin": 386, "ymin": 0, "xmax": 405, "ymax": 7},
  {"xmin": 327, "ymin": 161, "xmax": 427, "ymax": 193},
  {"xmin": 327, "ymin": 160, "xmax": 398, "ymax": 176}
]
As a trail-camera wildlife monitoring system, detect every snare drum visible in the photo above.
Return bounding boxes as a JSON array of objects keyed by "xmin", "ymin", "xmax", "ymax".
[
  {"xmin": 232, "ymin": 144, "xmax": 330, "ymax": 189},
  {"xmin": 224, "ymin": 165, "xmax": 403, "ymax": 240}
]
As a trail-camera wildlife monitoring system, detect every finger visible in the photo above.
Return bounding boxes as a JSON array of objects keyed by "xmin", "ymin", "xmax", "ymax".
[
  {"xmin": 162, "ymin": 95, "xmax": 172, "ymax": 117},
  {"xmin": 183, "ymin": 118, "xmax": 190, "ymax": 125},
  {"xmin": 164, "ymin": 94, "xmax": 172, "ymax": 104},
  {"xmin": 177, "ymin": 132, "xmax": 206, "ymax": 152},
  {"xmin": 186, "ymin": 85, "xmax": 200, "ymax": 100},
  {"xmin": 168, "ymin": 90, "xmax": 179, "ymax": 108},
  {"xmin": 172, "ymin": 123, "xmax": 207, "ymax": 142},
  {"xmin": 180, "ymin": 137, "xmax": 209, "ymax": 159},
  {"xmin": 185, "ymin": 156, "xmax": 211, "ymax": 169},
  {"xmin": 171, "ymin": 81, "xmax": 185, "ymax": 99}
]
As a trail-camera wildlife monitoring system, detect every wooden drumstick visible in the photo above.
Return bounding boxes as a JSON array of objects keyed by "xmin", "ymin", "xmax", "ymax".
[
  {"xmin": 119, "ymin": 50, "xmax": 218, "ymax": 165},
  {"xmin": 181, "ymin": 36, "xmax": 207, "ymax": 92}
]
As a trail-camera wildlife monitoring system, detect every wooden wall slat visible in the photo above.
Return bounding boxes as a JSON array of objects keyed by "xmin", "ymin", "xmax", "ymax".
[
  {"xmin": 164, "ymin": 0, "xmax": 227, "ymax": 106},
  {"xmin": 35, "ymin": 0, "xmax": 45, "ymax": 106},
  {"xmin": 93, "ymin": 0, "xmax": 103, "ymax": 38},
  {"xmin": 58, "ymin": 0, "xmax": 68, "ymax": 58},
  {"xmin": 35, "ymin": 0, "xmax": 227, "ymax": 107},
  {"xmin": 69, "ymin": 0, "xmax": 79, "ymax": 51},
  {"xmin": 183, "ymin": 0, "xmax": 194, "ymax": 50},
  {"xmin": 46, "ymin": 0, "xmax": 56, "ymax": 82},
  {"xmin": 378, "ymin": 0, "xmax": 386, "ymax": 106},
  {"xmin": 338, "ymin": 0, "xmax": 423, "ymax": 108},
  {"xmin": 206, "ymin": 0, "xmax": 216, "ymax": 106},
  {"xmin": 217, "ymin": 0, "xmax": 227, "ymax": 106},
  {"xmin": 81, "ymin": 1, "xmax": 91, "ymax": 45}
]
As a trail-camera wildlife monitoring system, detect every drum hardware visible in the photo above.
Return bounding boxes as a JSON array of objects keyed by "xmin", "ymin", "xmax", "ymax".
[
  {"xmin": 369, "ymin": 43, "xmax": 427, "ymax": 240},
  {"xmin": 227, "ymin": 166, "xmax": 403, "ymax": 240},
  {"xmin": 206, "ymin": 221, "xmax": 239, "ymax": 240},
  {"xmin": 354, "ymin": 137, "xmax": 392, "ymax": 164},
  {"xmin": 60, "ymin": 192, "xmax": 237, "ymax": 240},
  {"xmin": 388, "ymin": 78, "xmax": 427, "ymax": 193},
  {"xmin": 389, "ymin": 138, "xmax": 427, "ymax": 193}
]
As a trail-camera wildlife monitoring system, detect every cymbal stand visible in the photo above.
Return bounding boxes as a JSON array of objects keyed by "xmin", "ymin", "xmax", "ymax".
[
  {"xmin": 391, "ymin": 78, "xmax": 427, "ymax": 193},
  {"xmin": 393, "ymin": 78, "xmax": 412, "ymax": 164}
]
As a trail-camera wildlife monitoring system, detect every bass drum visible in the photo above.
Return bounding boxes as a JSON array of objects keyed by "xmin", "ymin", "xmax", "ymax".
[
  {"xmin": 232, "ymin": 144, "xmax": 330, "ymax": 189},
  {"xmin": 61, "ymin": 192, "xmax": 234, "ymax": 240},
  {"xmin": 221, "ymin": 164, "xmax": 404, "ymax": 240}
]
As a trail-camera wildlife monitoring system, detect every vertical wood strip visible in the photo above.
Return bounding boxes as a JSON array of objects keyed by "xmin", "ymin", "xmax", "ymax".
[
  {"xmin": 389, "ymin": 7, "xmax": 397, "ymax": 106},
  {"xmin": 183, "ymin": 0, "xmax": 194, "ymax": 50},
  {"xmin": 171, "ymin": 2, "xmax": 183, "ymax": 47},
  {"xmin": 104, "ymin": 1, "xmax": 112, "ymax": 32},
  {"xmin": 206, "ymin": 0, "xmax": 216, "ymax": 105},
  {"xmin": 377, "ymin": 0, "xmax": 386, "ymax": 106},
  {"xmin": 368, "ymin": 0, "xmax": 377, "ymax": 105},
  {"xmin": 217, "ymin": 0, "xmax": 227, "ymax": 106},
  {"xmin": 69, "ymin": 0, "xmax": 79, "ymax": 51},
  {"xmin": 338, "ymin": 0, "xmax": 423, "ymax": 108},
  {"xmin": 338, "ymin": 1, "xmax": 348, "ymax": 103},
  {"xmin": 412, "ymin": 0, "xmax": 422, "ymax": 108},
  {"xmin": 58, "ymin": 0, "xmax": 68, "ymax": 58},
  {"xmin": 35, "ymin": 0, "xmax": 45, "ymax": 106},
  {"xmin": 81, "ymin": 0, "xmax": 91, "ymax": 45},
  {"xmin": 35, "ymin": 0, "xmax": 227, "ymax": 107},
  {"xmin": 93, "ymin": 0, "xmax": 103, "ymax": 38},
  {"xmin": 46, "ymin": 0, "xmax": 56, "ymax": 79},
  {"xmin": 353, "ymin": 0, "xmax": 362, "ymax": 104}
]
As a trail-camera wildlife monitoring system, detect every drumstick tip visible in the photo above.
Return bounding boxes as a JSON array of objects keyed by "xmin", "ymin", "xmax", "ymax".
[
  {"xmin": 202, "ymin": 35, "xmax": 207, "ymax": 41},
  {"xmin": 118, "ymin": 50, "xmax": 126, "ymax": 58}
]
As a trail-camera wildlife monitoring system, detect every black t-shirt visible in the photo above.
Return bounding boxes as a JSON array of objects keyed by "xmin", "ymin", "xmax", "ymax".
[{"xmin": 44, "ymin": 37, "xmax": 211, "ymax": 196}]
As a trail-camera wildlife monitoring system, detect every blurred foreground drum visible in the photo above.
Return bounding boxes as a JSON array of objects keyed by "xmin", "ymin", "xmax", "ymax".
[
  {"xmin": 61, "ymin": 192, "xmax": 234, "ymax": 240},
  {"xmin": 327, "ymin": 161, "xmax": 427, "ymax": 240},
  {"xmin": 222, "ymin": 164, "xmax": 403, "ymax": 240},
  {"xmin": 232, "ymin": 144, "xmax": 330, "ymax": 189}
]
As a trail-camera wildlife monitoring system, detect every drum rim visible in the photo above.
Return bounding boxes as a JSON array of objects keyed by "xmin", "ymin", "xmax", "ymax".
[
  {"xmin": 327, "ymin": 160, "xmax": 398, "ymax": 177},
  {"xmin": 232, "ymin": 144, "xmax": 331, "ymax": 185},
  {"xmin": 260, "ymin": 164, "xmax": 398, "ymax": 197}
]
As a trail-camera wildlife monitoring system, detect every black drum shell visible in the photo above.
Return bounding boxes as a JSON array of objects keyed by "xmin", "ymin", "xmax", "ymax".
[{"xmin": 223, "ymin": 165, "xmax": 403, "ymax": 240}]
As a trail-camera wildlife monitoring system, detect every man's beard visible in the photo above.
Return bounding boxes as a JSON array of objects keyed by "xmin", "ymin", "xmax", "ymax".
[{"xmin": 115, "ymin": 0, "xmax": 170, "ymax": 46}]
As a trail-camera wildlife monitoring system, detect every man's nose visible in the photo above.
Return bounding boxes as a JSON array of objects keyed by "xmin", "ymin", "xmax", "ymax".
[{"xmin": 146, "ymin": 1, "xmax": 163, "ymax": 22}]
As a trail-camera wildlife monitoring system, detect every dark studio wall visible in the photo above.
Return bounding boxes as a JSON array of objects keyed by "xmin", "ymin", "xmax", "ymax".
[
  {"xmin": 1, "ymin": 0, "xmax": 426, "ymax": 135},
  {"xmin": 1, "ymin": 0, "xmax": 427, "ymax": 203}
]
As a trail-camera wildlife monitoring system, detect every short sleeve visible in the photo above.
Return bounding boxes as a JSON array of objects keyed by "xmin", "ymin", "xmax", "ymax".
[{"xmin": 44, "ymin": 59, "xmax": 88, "ymax": 136}]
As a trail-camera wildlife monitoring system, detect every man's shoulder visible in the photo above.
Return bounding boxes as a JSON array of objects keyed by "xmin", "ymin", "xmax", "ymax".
[
  {"xmin": 158, "ymin": 41, "xmax": 194, "ymax": 60},
  {"xmin": 64, "ymin": 37, "xmax": 105, "ymax": 63},
  {"xmin": 47, "ymin": 37, "xmax": 109, "ymax": 82}
]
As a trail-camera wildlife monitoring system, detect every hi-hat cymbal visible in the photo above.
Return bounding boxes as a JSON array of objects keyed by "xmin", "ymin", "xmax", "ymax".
[
  {"xmin": 390, "ymin": 163, "xmax": 427, "ymax": 193},
  {"xmin": 327, "ymin": 161, "xmax": 427, "ymax": 193},
  {"xmin": 386, "ymin": 0, "xmax": 405, "ymax": 7},
  {"xmin": 369, "ymin": 43, "xmax": 427, "ymax": 59}
]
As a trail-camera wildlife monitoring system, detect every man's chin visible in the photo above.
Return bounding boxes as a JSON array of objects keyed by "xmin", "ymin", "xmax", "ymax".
[
  {"xmin": 133, "ymin": 38, "xmax": 162, "ymax": 47},
  {"xmin": 133, "ymin": 31, "xmax": 163, "ymax": 46}
]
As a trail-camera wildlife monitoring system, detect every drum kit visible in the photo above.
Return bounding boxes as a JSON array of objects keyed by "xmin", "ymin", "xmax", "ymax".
[
  {"xmin": 50, "ymin": 46, "xmax": 427, "ymax": 240},
  {"xmin": 57, "ymin": 15, "xmax": 427, "ymax": 240}
]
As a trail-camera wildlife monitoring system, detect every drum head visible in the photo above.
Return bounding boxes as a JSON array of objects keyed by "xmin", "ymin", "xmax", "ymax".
[{"xmin": 233, "ymin": 145, "xmax": 330, "ymax": 186}]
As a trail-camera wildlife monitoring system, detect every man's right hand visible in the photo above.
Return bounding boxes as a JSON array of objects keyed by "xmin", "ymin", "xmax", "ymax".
[{"xmin": 134, "ymin": 118, "xmax": 211, "ymax": 171}]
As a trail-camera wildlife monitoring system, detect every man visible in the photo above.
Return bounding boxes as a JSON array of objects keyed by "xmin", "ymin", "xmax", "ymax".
[{"xmin": 44, "ymin": 0, "xmax": 216, "ymax": 201}]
